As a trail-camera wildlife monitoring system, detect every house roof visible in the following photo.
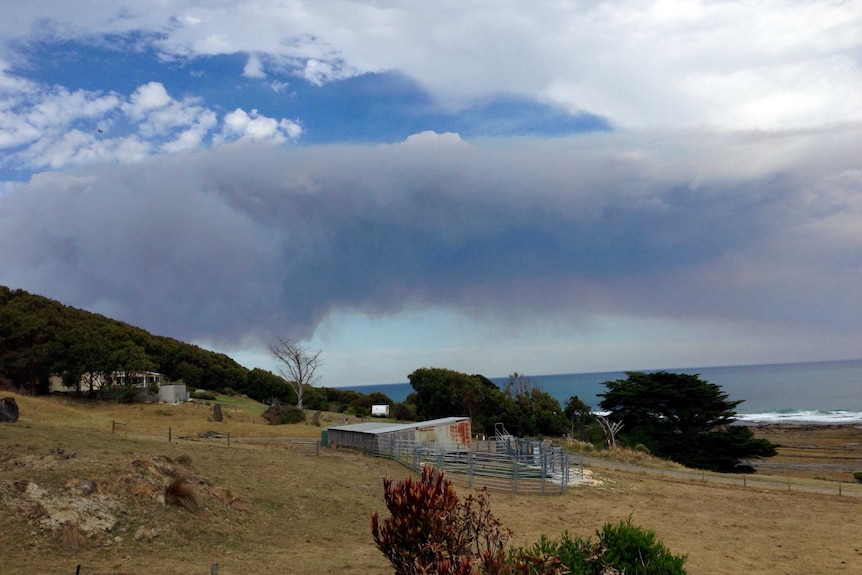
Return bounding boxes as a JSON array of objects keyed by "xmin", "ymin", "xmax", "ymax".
[{"xmin": 326, "ymin": 416, "xmax": 469, "ymax": 436}]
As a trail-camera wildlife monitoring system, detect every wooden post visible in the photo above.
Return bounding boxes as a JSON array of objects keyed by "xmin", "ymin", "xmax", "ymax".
[
  {"xmin": 168, "ymin": 427, "xmax": 172, "ymax": 442},
  {"xmin": 211, "ymin": 563, "xmax": 219, "ymax": 575}
]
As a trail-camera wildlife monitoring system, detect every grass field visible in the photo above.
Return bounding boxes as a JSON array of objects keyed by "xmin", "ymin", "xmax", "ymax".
[{"xmin": 2, "ymin": 392, "xmax": 861, "ymax": 575}]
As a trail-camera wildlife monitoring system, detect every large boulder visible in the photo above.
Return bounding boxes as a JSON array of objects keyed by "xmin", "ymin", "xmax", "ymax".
[{"xmin": 0, "ymin": 397, "xmax": 19, "ymax": 422}]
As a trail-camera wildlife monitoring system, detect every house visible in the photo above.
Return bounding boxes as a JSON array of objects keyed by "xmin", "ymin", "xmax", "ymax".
[{"xmin": 49, "ymin": 371, "xmax": 164, "ymax": 396}]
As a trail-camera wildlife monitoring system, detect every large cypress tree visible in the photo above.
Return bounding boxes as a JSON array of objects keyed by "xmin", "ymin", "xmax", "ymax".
[{"xmin": 599, "ymin": 371, "xmax": 776, "ymax": 472}]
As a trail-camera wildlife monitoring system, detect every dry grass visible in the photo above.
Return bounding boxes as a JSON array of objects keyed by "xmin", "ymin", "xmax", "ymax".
[{"xmin": 1, "ymin": 392, "xmax": 862, "ymax": 575}]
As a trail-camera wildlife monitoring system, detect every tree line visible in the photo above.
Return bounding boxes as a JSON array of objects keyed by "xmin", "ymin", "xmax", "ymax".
[{"xmin": 406, "ymin": 366, "xmax": 776, "ymax": 473}]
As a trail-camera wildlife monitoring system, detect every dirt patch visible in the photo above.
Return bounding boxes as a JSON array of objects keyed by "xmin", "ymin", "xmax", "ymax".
[{"xmin": 0, "ymin": 452, "xmax": 250, "ymax": 549}]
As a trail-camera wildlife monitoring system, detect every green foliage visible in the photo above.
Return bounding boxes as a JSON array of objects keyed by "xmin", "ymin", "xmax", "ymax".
[
  {"xmin": 409, "ymin": 367, "xmax": 509, "ymax": 434},
  {"xmin": 245, "ymin": 368, "xmax": 296, "ymax": 405},
  {"xmin": 191, "ymin": 389, "xmax": 217, "ymax": 401},
  {"xmin": 599, "ymin": 371, "xmax": 777, "ymax": 472},
  {"xmin": 408, "ymin": 367, "xmax": 566, "ymax": 437},
  {"xmin": 0, "ymin": 286, "xmax": 247, "ymax": 396},
  {"xmin": 372, "ymin": 471, "xmax": 687, "ymax": 575},
  {"xmin": 263, "ymin": 403, "xmax": 305, "ymax": 425},
  {"xmin": 854, "ymin": 471, "xmax": 862, "ymax": 484},
  {"xmin": 503, "ymin": 373, "xmax": 568, "ymax": 438},
  {"xmin": 392, "ymin": 401, "xmax": 418, "ymax": 421},
  {"xmin": 597, "ymin": 517, "xmax": 687, "ymax": 575}
]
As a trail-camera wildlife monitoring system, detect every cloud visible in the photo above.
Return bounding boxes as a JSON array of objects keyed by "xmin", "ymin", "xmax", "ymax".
[
  {"xmin": 0, "ymin": 74, "xmax": 299, "ymax": 175},
  {"xmin": 2, "ymin": 127, "xmax": 860, "ymax": 352},
  {"xmin": 243, "ymin": 53, "xmax": 266, "ymax": 79},
  {"xmin": 220, "ymin": 108, "xmax": 302, "ymax": 143},
  {"xmin": 3, "ymin": 1, "xmax": 861, "ymax": 130}
]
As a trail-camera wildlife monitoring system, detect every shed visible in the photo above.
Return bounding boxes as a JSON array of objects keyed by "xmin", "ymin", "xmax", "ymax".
[
  {"xmin": 159, "ymin": 384, "xmax": 189, "ymax": 404},
  {"xmin": 371, "ymin": 404, "xmax": 390, "ymax": 417},
  {"xmin": 324, "ymin": 416, "xmax": 471, "ymax": 454}
]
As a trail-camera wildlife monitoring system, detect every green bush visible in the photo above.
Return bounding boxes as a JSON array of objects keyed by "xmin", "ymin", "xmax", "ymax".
[
  {"xmin": 191, "ymin": 389, "xmax": 216, "ymax": 400},
  {"xmin": 262, "ymin": 403, "xmax": 305, "ymax": 425},
  {"xmin": 597, "ymin": 516, "xmax": 687, "ymax": 574},
  {"xmin": 854, "ymin": 471, "xmax": 862, "ymax": 484}
]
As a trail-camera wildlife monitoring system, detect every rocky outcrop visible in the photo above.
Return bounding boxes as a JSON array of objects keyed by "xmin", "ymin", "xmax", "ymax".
[{"xmin": 0, "ymin": 397, "xmax": 19, "ymax": 422}]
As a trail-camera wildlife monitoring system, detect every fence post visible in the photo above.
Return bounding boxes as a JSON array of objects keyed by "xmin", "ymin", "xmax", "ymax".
[
  {"xmin": 168, "ymin": 427, "xmax": 172, "ymax": 442},
  {"xmin": 513, "ymin": 459, "xmax": 518, "ymax": 494},
  {"xmin": 468, "ymin": 453, "xmax": 474, "ymax": 489},
  {"xmin": 227, "ymin": 432, "xmax": 230, "ymax": 448},
  {"xmin": 542, "ymin": 449, "xmax": 548, "ymax": 495},
  {"xmin": 211, "ymin": 563, "xmax": 219, "ymax": 575}
]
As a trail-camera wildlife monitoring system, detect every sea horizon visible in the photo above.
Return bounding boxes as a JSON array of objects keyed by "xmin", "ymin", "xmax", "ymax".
[{"xmin": 337, "ymin": 358, "xmax": 862, "ymax": 424}]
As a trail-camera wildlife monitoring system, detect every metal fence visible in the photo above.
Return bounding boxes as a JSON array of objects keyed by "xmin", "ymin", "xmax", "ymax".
[{"xmin": 373, "ymin": 435, "xmax": 581, "ymax": 495}]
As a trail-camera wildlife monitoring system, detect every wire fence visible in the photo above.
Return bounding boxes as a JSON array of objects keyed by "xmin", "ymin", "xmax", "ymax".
[
  {"xmin": 373, "ymin": 436, "xmax": 581, "ymax": 495},
  {"xmin": 582, "ymin": 455, "xmax": 862, "ymax": 498}
]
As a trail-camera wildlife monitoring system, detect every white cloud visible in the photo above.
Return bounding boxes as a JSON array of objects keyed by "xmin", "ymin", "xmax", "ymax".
[
  {"xmin": 403, "ymin": 131, "xmax": 463, "ymax": 145},
  {"xmin": 243, "ymin": 53, "xmax": 266, "ymax": 79},
  {"xmin": 220, "ymin": 108, "xmax": 302, "ymax": 143},
  {"xmin": 0, "ymin": 70, "xmax": 301, "ymax": 174},
  {"xmin": 3, "ymin": 1, "xmax": 860, "ymax": 130},
  {"xmin": 124, "ymin": 82, "xmax": 171, "ymax": 119}
]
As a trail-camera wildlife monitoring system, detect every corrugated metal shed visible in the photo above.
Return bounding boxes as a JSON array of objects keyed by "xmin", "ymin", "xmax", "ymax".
[{"xmin": 324, "ymin": 416, "xmax": 471, "ymax": 453}]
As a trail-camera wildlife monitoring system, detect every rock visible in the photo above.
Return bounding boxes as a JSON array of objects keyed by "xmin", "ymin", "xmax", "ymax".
[
  {"xmin": 133, "ymin": 526, "xmax": 158, "ymax": 542},
  {"xmin": 0, "ymin": 397, "xmax": 19, "ymax": 422},
  {"xmin": 212, "ymin": 403, "xmax": 223, "ymax": 422},
  {"xmin": 66, "ymin": 479, "xmax": 97, "ymax": 495}
]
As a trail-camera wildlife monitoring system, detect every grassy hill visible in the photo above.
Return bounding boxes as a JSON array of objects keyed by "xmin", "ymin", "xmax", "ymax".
[{"xmin": 2, "ymin": 393, "xmax": 862, "ymax": 574}]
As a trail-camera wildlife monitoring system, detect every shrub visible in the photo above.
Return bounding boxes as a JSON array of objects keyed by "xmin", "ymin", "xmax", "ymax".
[
  {"xmin": 262, "ymin": 403, "xmax": 305, "ymax": 425},
  {"xmin": 191, "ymin": 389, "xmax": 216, "ymax": 400},
  {"xmin": 371, "ymin": 467, "xmax": 512, "ymax": 575},
  {"xmin": 597, "ymin": 516, "xmax": 687, "ymax": 574},
  {"xmin": 854, "ymin": 471, "xmax": 862, "ymax": 484}
]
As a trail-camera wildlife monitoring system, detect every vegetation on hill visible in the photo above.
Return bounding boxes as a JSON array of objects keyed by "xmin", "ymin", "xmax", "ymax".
[{"xmin": 0, "ymin": 286, "xmax": 400, "ymax": 415}]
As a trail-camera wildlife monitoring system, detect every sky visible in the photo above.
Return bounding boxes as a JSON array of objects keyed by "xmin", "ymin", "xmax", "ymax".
[{"xmin": 1, "ymin": 1, "xmax": 861, "ymax": 387}]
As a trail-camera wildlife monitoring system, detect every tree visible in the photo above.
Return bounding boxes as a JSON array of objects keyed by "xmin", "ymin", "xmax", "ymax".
[
  {"xmin": 270, "ymin": 338, "xmax": 321, "ymax": 410},
  {"xmin": 503, "ymin": 373, "xmax": 567, "ymax": 437},
  {"xmin": 563, "ymin": 395, "xmax": 591, "ymax": 441},
  {"xmin": 598, "ymin": 371, "xmax": 776, "ymax": 472},
  {"xmin": 408, "ymin": 367, "xmax": 509, "ymax": 434}
]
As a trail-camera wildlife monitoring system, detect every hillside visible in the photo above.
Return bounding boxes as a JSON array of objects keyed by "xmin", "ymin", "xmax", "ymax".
[
  {"xmin": 2, "ymin": 393, "xmax": 861, "ymax": 574},
  {"xmin": 0, "ymin": 286, "xmax": 249, "ymax": 394}
]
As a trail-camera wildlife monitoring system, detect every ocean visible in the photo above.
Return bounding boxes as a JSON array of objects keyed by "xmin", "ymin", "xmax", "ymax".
[{"xmin": 340, "ymin": 358, "xmax": 862, "ymax": 424}]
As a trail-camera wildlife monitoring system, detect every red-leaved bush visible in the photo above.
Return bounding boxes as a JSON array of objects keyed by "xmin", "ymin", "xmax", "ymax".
[{"xmin": 371, "ymin": 466, "xmax": 512, "ymax": 575}]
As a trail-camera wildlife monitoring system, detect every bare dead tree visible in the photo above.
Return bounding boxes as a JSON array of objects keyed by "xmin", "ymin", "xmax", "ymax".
[
  {"xmin": 269, "ymin": 338, "xmax": 322, "ymax": 410},
  {"xmin": 595, "ymin": 415, "xmax": 624, "ymax": 448}
]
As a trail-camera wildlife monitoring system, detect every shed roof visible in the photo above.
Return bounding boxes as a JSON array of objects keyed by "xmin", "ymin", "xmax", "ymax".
[{"xmin": 326, "ymin": 416, "xmax": 468, "ymax": 436}]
